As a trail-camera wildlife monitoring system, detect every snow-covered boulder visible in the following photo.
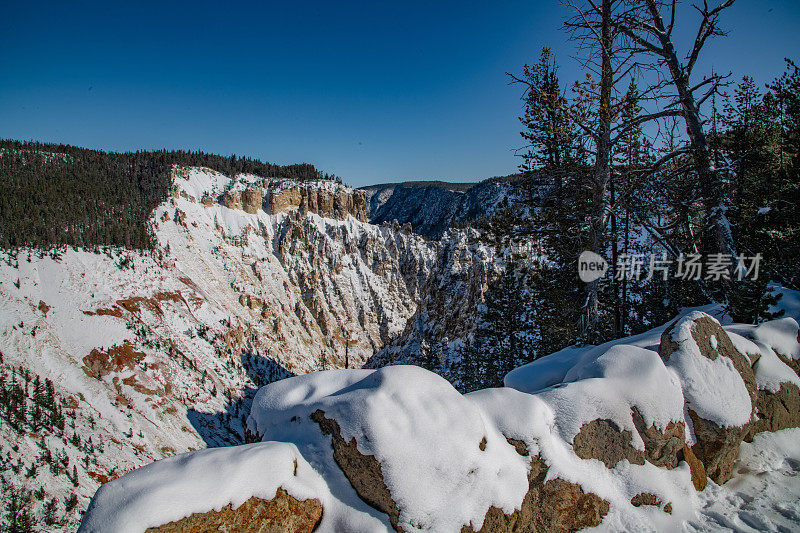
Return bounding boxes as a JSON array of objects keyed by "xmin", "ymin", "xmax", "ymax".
[
  {"xmin": 726, "ymin": 318, "xmax": 800, "ymax": 436},
  {"xmin": 77, "ymin": 442, "xmax": 327, "ymax": 533},
  {"xmin": 659, "ymin": 312, "xmax": 756, "ymax": 484},
  {"xmin": 248, "ymin": 366, "xmax": 534, "ymax": 532},
  {"xmin": 506, "ymin": 344, "xmax": 687, "ymax": 470}
]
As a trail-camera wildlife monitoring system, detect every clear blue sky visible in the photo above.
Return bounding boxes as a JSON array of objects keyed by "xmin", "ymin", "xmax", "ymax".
[{"xmin": 1, "ymin": 1, "xmax": 798, "ymax": 187}]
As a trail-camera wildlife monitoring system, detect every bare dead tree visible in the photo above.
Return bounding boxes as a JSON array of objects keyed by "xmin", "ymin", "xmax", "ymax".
[
  {"xmin": 557, "ymin": 0, "xmax": 684, "ymax": 339},
  {"xmin": 612, "ymin": 0, "xmax": 739, "ymax": 267}
]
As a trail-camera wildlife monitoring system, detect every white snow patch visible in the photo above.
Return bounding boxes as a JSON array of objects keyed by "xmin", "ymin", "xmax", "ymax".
[
  {"xmin": 753, "ymin": 318, "xmax": 800, "ymax": 360},
  {"xmin": 685, "ymin": 428, "xmax": 800, "ymax": 532}
]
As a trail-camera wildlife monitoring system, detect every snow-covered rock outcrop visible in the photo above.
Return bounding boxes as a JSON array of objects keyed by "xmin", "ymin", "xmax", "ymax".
[{"xmin": 78, "ymin": 310, "xmax": 800, "ymax": 532}]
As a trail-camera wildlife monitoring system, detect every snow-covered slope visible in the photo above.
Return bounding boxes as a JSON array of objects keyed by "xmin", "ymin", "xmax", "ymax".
[{"xmin": 0, "ymin": 166, "xmax": 437, "ymax": 529}]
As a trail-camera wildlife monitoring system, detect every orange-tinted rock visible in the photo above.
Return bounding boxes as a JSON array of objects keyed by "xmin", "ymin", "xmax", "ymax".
[
  {"xmin": 681, "ymin": 444, "xmax": 707, "ymax": 491},
  {"xmin": 144, "ymin": 489, "xmax": 323, "ymax": 533},
  {"xmin": 242, "ymin": 188, "xmax": 264, "ymax": 214},
  {"xmin": 83, "ymin": 341, "xmax": 146, "ymax": 379}
]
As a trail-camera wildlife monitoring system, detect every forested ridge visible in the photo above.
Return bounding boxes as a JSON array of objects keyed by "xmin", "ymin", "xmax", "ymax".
[{"xmin": 0, "ymin": 140, "xmax": 331, "ymax": 250}]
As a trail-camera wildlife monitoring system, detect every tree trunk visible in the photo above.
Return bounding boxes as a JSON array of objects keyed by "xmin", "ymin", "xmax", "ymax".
[
  {"xmin": 584, "ymin": 0, "xmax": 613, "ymax": 342},
  {"xmin": 610, "ymin": 174, "xmax": 620, "ymax": 337},
  {"xmin": 645, "ymin": 0, "xmax": 738, "ymax": 265}
]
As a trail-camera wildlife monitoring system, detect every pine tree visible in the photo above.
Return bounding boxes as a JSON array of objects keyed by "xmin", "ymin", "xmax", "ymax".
[
  {"xmin": 514, "ymin": 48, "xmax": 577, "ymax": 171},
  {"xmin": 43, "ymin": 498, "xmax": 58, "ymax": 526},
  {"xmin": 728, "ymin": 278, "xmax": 784, "ymax": 324},
  {"xmin": 457, "ymin": 337, "xmax": 481, "ymax": 393},
  {"xmin": 5, "ymin": 487, "xmax": 35, "ymax": 533}
]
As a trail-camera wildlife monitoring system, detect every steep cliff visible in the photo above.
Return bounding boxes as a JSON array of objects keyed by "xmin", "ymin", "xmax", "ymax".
[{"xmin": 205, "ymin": 169, "xmax": 368, "ymax": 222}]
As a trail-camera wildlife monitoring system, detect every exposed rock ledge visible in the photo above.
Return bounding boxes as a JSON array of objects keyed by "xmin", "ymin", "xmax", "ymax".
[{"xmin": 221, "ymin": 182, "xmax": 368, "ymax": 221}]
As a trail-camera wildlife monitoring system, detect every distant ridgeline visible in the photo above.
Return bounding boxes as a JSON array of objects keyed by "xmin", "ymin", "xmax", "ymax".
[
  {"xmin": 0, "ymin": 139, "xmax": 331, "ymax": 250},
  {"xmin": 361, "ymin": 173, "xmax": 525, "ymax": 239}
]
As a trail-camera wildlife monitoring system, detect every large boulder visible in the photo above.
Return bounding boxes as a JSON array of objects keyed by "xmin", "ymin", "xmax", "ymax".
[
  {"xmin": 752, "ymin": 382, "xmax": 800, "ymax": 434},
  {"xmin": 728, "ymin": 321, "xmax": 800, "ymax": 437},
  {"xmin": 78, "ymin": 442, "xmax": 329, "ymax": 533},
  {"xmin": 311, "ymin": 409, "xmax": 608, "ymax": 533},
  {"xmin": 751, "ymin": 318, "xmax": 800, "ymax": 434},
  {"xmin": 659, "ymin": 312, "xmax": 757, "ymax": 484},
  {"xmin": 517, "ymin": 344, "xmax": 686, "ymax": 476}
]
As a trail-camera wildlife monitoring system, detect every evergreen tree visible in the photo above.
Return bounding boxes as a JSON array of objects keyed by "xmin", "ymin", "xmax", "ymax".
[
  {"xmin": 514, "ymin": 48, "xmax": 577, "ymax": 171},
  {"xmin": 5, "ymin": 487, "xmax": 34, "ymax": 533}
]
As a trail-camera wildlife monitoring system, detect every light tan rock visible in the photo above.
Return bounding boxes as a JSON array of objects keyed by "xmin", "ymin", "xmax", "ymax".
[
  {"xmin": 222, "ymin": 190, "xmax": 243, "ymax": 210},
  {"xmin": 242, "ymin": 187, "xmax": 264, "ymax": 214}
]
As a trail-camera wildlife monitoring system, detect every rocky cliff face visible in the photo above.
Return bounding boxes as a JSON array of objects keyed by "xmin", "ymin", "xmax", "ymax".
[
  {"xmin": 160, "ymin": 167, "xmax": 436, "ymax": 373},
  {"xmin": 268, "ymin": 184, "xmax": 368, "ymax": 221},
  {"xmin": 366, "ymin": 229, "xmax": 508, "ymax": 371},
  {"xmin": 213, "ymin": 171, "xmax": 368, "ymax": 222}
]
